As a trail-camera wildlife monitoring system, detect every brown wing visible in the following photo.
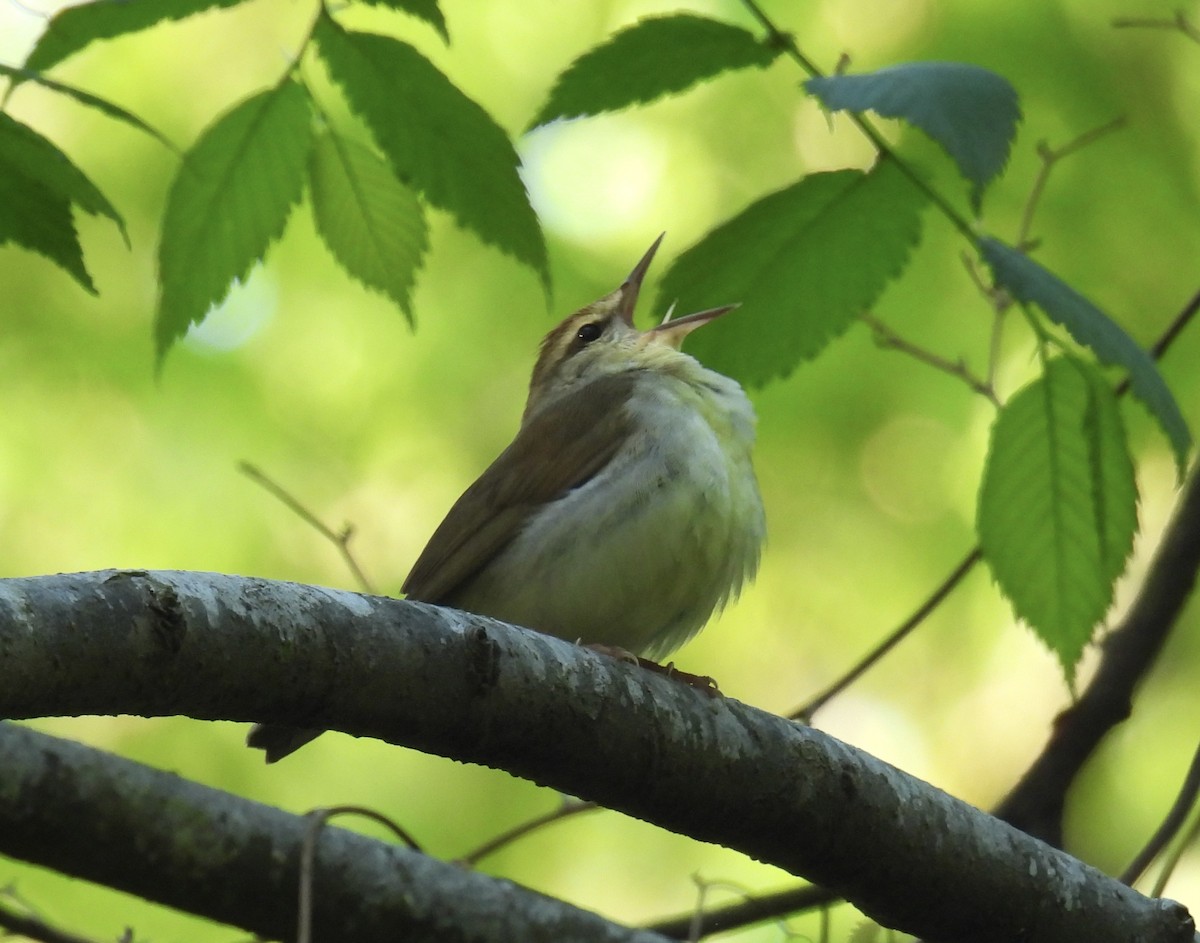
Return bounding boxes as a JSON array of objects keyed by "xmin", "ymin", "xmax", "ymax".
[{"xmin": 402, "ymin": 372, "xmax": 636, "ymax": 603}]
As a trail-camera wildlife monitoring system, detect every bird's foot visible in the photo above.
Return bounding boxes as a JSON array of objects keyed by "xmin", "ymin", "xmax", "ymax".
[
  {"xmin": 581, "ymin": 643, "xmax": 721, "ymax": 696},
  {"xmin": 640, "ymin": 658, "xmax": 722, "ymax": 697},
  {"xmin": 582, "ymin": 642, "xmax": 640, "ymax": 665}
]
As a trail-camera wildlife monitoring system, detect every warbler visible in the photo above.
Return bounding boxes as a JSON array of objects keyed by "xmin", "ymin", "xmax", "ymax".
[{"xmin": 249, "ymin": 236, "xmax": 765, "ymax": 761}]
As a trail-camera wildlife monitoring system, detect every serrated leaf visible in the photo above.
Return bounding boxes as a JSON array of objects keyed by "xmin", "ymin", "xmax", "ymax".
[
  {"xmin": 528, "ymin": 14, "xmax": 778, "ymax": 130},
  {"xmin": 806, "ymin": 63, "xmax": 1020, "ymax": 211},
  {"xmin": 358, "ymin": 0, "xmax": 448, "ymax": 43},
  {"xmin": 654, "ymin": 159, "xmax": 926, "ymax": 386},
  {"xmin": 0, "ymin": 161, "xmax": 94, "ymax": 292},
  {"xmin": 309, "ymin": 132, "xmax": 429, "ymax": 324},
  {"xmin": 0, "ymin": 64, "xmax": 176, "ymax": 153},
  {"xmin": 314, "ymin": 14, "xmax": 547, "ymax": 286},
  {"xmin": 25, "ymin": 0, "xmax": 246, "ymax": 73},
  {"xmin": 980, "ymin": 237, "xmax": 1191, "ymax": 474},
  {"xmin": 0, "ymin": 113, "xmax": 127, "ymax": 244},
  {"xmin": 978, "ymin": 357, "xmax": 1138, "ymax": 678},
  {"xmin": 156, "ymin": 81, "xmax": 312, "ymax": 365}
]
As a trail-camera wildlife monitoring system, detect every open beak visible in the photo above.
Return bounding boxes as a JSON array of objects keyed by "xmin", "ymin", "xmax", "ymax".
[
  {"xmin": 644, "ymin": 304, "xmax": 739, "ymax": 350},
  {"xmin": 616, "ymin": 233, "xmax": 665, "ymax": 325}
]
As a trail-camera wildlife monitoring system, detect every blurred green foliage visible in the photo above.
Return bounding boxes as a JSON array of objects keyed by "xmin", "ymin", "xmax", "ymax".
[{"xmin": 2, "ymin": 0, "xmax": 1199, "ymax": 940}]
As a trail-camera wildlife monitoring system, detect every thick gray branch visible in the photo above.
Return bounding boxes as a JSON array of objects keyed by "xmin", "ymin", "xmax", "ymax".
[
  {"xmin": 0, "ymin": 570, "xmax": 1193, "ymax": 943},
  {"xmin": 0, "ymin": 723, "xmax": 670, "ymax": 943}
]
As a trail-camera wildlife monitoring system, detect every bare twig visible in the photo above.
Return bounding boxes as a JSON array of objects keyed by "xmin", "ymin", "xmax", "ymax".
[
  {"xmin": 792, "ymin": 548, "xmax": 982, "ymax": 721},
  {"xmin": 1120, "ymin": 739, "xmax": 1200, "ymax": 886},
  {"xmin": 1017, "ymin": 118, "xmax": 1126, "ymax": 251},
  {"xmin": 238, "ymin": 462, "xmax": 377, "ymax": 594},
  {"xmin": 457, "ymin": 798, "xmax": 598, "ymax": 867},
  {"xmin": 1113, "ymin": 11, "xmax": 1200, "ymax": 44},
  {"xmin": 299, "ymin": 805, "xmax": 423, "ymax": 943},
  {"xmin": 646, "ymin": 883, "xmax": 837, "ymax": 940},
  {"xmin": 862, "ymin": 313, "xmax": 1000, "ymax": 406},
  {"xmin": 1150, "ymin": 801, "xmax": 1200, "ymax": 898}
]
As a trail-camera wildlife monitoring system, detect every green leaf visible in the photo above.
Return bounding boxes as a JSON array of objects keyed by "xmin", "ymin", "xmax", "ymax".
[
  {"xmin": 314, "ymin": 14, "xmax": 546, "ymax": 287},
  {"xmin": 528, "ymin": 14, "xmax": 778, "ymax": 130},
  {"xmin": 655, "ymin": 159, "xmax": 926, "ymax": 386},
  {"xmin": 980, "ymin": 237, "xmax": 1191, "ymax": 473},
  {"xmin": 0, "ymin": 113, "xmax": 126, "ymax": 245},
  {"xmin": 357, "ymin": 0, "xmax": 449, "ymax": 44},
  {"xmin": 155, "ymin": 81, "xmax": 312, "ymax": 365},
  {"xmin": 309, "ymin": 132, "xmax": 429, "ymax": 324},
  {"xmin": 978, "ymin": 357, "xmax": 1138, "ymax": 678},
  {"xmin": 0, "ymin": 64, "xmax": 176, "ymax": 153},
  {"xmin": 0, "ymin": 161, "xmax": 94, "ymax": 293},
  {"xmin": 25, "ymin": 0, "xmax": 247, "ymax": 73},
  {"xmin": 806, "ymin": 63, "xmax": 1020, "ymax": 211}
]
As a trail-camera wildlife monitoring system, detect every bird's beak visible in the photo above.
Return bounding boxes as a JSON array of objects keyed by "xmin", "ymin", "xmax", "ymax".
[
  {"xmin": 616, "ymin": 233, "xmax": 665, "ymax": 325},
  {"xmin": 644, "ymin": 304, "xmax": 739, "ymax": 350}
]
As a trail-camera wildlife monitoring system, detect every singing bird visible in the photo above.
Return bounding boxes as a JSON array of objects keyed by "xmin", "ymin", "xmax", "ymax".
[{"xmin": 249, "ymin": 236, "xmax": 765, "ymax": 761}]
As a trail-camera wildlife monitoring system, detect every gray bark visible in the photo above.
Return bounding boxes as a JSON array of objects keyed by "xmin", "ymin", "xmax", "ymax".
[{"xmin": 0, "ymin": 569, "xmax": 1193, "ymax": 943}]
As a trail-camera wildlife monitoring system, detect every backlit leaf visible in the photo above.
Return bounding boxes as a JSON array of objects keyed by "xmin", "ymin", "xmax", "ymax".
[
  {"xmin": 358, "ymin": 0, "xmax": 449, "ymax": 43},
  {"xmin": 0, "ymin": 161, "xmax": 93, "ymax": 293},
  {"xmin": 529, "ymin": 14, "xmax": 778, "ymax": 129},
  {"xmin": 309, "ymin": 132, "xmax": 429, "ymax": 324},
  {"xmin": 26, "ymin": 0, "xmax": 247, "ymax": 73},
  {"xmin": 155, "ymin": 81, "xmax": 312, "ymax": 365},
  {"xmin": 655, "ymin": 159, "xmax": 926, "ymax": 386},
  {"xmin": 314, "ymin": 14, "xmax": 547, "ymax": 287},
  {"xmin": 978, "ymin": 357, "xmax": 1138, "ymax": 678},
  {"xmin": 0, "ymin": 113, "xmax": 126, "ymax": 244}
]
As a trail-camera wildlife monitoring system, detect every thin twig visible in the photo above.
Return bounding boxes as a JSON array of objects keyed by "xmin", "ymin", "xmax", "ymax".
[
  {"xmin": 1017, "ymin": 118, "xmax": 1126, "ymax": 251},
  {"xmin": 862, "ymin": 313, "xmax": 1001, "ymax": 406},
  {"xmin": 1150, "ymin": 801, "xmax": 1200, "ymax": 898},
  {"xmin": 299, "ymin": 805, "xmax": 423, "ymax": 943},
  {"xmin": 792, "ymin": 548, "xmax": 982, "ymax": 721},
  {"xmin": 1120, "ymin": 739, "xmax": 1200, "ymax": 886},
  {"xmin": 238, "ymin": 462, "xmax": 376, "ymax": 594},
  {"xmin": 1113, "ymin": 12, "xmax": 1200, "ymax": 44},
  {"xmin": 646, "ymin": 883, "xmax": 837, "ymax": 940},
  {"xmin": 456, "ymin": 799, "xmax": 598, "ymax": 867}
]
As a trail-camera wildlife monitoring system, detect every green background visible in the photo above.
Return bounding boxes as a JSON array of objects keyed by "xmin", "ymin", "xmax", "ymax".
[{"xmin": 2, "ymin": 0, "xmax": 1198, "ymax": 939}]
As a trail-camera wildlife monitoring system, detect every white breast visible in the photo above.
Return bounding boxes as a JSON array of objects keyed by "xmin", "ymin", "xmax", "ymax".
[{"xmin": 452, "ymin": 364, "xmax": 765, "ymax": 658}]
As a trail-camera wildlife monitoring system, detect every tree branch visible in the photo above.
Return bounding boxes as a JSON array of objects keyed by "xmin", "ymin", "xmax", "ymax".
[
  {"xmin": 0, "ymin": 723, "xmax": 670, "ymax": 943},
  {"xmin": 0, "ymin": 570, "xmax": 1193, "ymax": 943}
]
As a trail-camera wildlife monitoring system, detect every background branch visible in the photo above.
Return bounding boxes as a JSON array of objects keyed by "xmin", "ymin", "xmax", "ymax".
[{"xmin": 0, "ymin": 723, "xmax": 669, "ymax": 943}]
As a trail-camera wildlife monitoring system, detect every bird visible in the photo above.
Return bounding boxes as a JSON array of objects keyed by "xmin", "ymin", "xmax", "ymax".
[{"xmin": 248, "ymin": 235, "xmax": 765, "ymax": 762}]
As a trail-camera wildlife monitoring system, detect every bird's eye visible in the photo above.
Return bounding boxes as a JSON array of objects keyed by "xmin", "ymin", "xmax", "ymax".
[{"xmin": 576, "ymin": 321, "xmax": 605, "ymax": 344}]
